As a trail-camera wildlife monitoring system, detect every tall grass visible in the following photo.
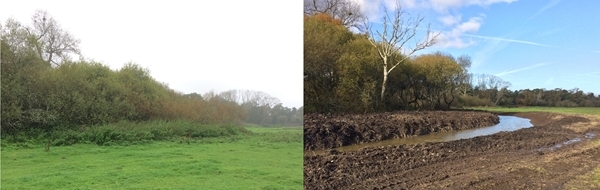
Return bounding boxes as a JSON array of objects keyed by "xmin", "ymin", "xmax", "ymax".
[{"xmin": 2, "ymin": 120, "xmax": 250, "ymax": 149}]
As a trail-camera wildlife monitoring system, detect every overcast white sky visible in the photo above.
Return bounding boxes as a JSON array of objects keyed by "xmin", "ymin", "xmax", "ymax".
[{"xmin": 0, "ymin": 1, "xmax": 304, "ymax": 108}]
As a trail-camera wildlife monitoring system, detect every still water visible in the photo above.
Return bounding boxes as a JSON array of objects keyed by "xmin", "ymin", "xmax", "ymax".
[{"xmin": 334, "ymin": 115, "xmax": 534, "ymax": 152}]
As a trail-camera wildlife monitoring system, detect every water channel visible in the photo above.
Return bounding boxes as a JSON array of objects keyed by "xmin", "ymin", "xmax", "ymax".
[{"xmin": 324, "ymin": 115, "xmax": 534, "ymax": 153}]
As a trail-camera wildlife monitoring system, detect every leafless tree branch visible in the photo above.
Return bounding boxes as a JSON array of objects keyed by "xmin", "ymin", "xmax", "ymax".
[
  {"xmin": 304, "ymin": 0, "xmax": 366, "ymax": 31},
  {"xmin": 364, "ymin": 1, "xmax": 441, "ymax": 103}
]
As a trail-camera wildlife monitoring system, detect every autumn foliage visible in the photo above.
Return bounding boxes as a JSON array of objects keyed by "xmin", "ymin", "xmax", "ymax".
[
  {"xmin": 307, "ymin": 13, "xmax": 343, "ymax": 26},
  {"xmin": 304, "ymin": 13, "xmax": 600, "ymax": 113},
  {"xmin": 1, "ymin": 11, "xmax": 302, "ymax": 138}
]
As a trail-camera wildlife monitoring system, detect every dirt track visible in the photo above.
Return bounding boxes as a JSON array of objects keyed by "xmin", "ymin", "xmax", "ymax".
[{"xmin": 304, "ymin": 112, "xmax": 600, "ymax": 189}]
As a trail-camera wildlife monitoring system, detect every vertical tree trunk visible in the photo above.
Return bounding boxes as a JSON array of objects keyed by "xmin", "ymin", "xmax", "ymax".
[
  {"xmin": 381, "ymin": 60, "xmax": 388, "ymax": 104},
  {"xmin": 381, "ymin": 72, "xmax": 388, "ymax": 102}
]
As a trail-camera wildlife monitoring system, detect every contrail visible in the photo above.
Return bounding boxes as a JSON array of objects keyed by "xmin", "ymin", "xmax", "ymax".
[
  {"xmin": 527, "ymin": 0, "xmax": 562, "ymax": 21},
  {"xmin": 496, "ymin": 62, "xmax": 550, "ymax": 76},
  {"xmin": 461, "ymin": 34, "xmax": 559, "ymax": 48}
]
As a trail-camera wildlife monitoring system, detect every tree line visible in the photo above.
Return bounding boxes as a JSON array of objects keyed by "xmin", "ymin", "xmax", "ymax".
[
  {"xmin": 481, "ymin": 88, "xmax": 600, "ymax": 107},
  {"xmin": 1, "ymin": 10, "xmax": 301, "ymax": 136},
  {"xmin": 303, "ymin": 0, "xmax": 599, "ymax": 113},
  {"xmin": 202, "ymin": 89, "xmax": 303, "ymax": 126}
]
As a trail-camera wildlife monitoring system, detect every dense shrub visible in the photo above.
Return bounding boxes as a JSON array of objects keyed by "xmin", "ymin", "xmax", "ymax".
[{"xmin": 2, "ymin": 120, "xmax": 251, "ymax": 148}]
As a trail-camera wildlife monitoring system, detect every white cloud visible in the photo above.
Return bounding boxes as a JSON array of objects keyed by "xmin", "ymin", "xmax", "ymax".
[
  {"xmin": 399, "ymin": 0, "xmax": 418, "ymax": 8},
  {"xmin": 455, "ymin": 16, "xmax": 484, "ymax": 33},
  {"xmin": 353, "ymin": 0, "xmax": 517, "ymax": 21},
  {"xmin": 438, "ymin": 14, "xmax": 462, "ymax": 26},
  {"xmin": 353, "ymin": 0, "xmax": 520, "ymax": 50},
  {"xmin": 433, "ymin": 33, "xmax": 476, "ymax": 48},
  {"xmin": 428, "ymin": 0, "xmax": 518, "ymax": 13},
  {"xmin": 433, "ymin": 16, "xmax": 484, "ymax": 48},
  {"xmin": 350, "ymin": 0, "xmax": 421, "ymax": 23}
]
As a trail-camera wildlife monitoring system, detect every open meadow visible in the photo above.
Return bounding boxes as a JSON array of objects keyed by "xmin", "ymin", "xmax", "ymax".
[{"xmin": 1, "ymin": 126, "xmax": 303, "ymax": 190}]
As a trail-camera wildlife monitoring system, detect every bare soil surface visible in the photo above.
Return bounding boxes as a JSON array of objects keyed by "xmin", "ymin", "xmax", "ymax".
[
  {"xmin": 304, "ymin": 112, "xmax": 600, "ymax": 189},
  {"xmin": 304, "ymin": 111, "xmax": 499, "ymax": 151}
]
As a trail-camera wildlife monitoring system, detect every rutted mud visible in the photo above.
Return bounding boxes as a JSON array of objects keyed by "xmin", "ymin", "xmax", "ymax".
[
  {"xmin": 304, "ymin": 112, "xmax": 600, "ymax": 189},
  {"xmin": 304, "ymin": 111, "xmax": 499, "ymax": 151},
  {"xmin": 325, "ymin": 115, "xmax": 533, "ymax": 153}
]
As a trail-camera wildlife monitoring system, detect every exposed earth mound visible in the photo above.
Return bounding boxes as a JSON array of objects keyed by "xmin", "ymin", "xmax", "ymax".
[
  {"xmin": 304, "ymin": 111, "xmax": 499, "ymax": 151},
  {"xmin": 304, "ymin": 112, "xmax": 600, "ymax": 189}
]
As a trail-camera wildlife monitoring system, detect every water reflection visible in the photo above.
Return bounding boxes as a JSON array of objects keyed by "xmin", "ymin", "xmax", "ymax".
[{"xmin": 334, "ymin": 116, "xmax": 534, "ymax": 152}]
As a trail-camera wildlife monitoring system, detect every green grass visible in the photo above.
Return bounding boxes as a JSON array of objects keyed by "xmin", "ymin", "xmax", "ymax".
[
  {"xmin": 2, "ymin": 120, "xmax": 250, "ymax": 149},
  {"xmin": 1, "ymin": 126, "xmax": 303, "ymax": 190},
  {"xmin": 470, "ymin": 106, "xmax": 600, "ymax": 116}
]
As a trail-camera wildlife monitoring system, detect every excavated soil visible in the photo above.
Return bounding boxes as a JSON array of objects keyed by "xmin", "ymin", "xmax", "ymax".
[
  {"xmin": 304, "ymin": 112, "xmax": 600, "ymax": 189},
  {"xmin": 304, "ymin": 111, "xmax": 499, "ymax": 151}
]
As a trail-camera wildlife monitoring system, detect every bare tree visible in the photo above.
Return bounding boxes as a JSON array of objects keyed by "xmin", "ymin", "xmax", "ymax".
[
  {"xmin": 493, "ymin": 82, "xmax": 511, "ymax": 106},
  {"xmin": 239, "ymin": 89, "xmax": 255, "ymax": 105},
  {"xmin": 238, "ymin": 90, "xmax": 281, "ymax": 108},
  {"xmin": 31, "ymin": 10, "xmax": 82, "ymax": 66},
  {"xmin": 203, "ymin": 90, "xmax": 218, "ymax": 100},
  {"xmin": 304, "ymin": 0, "xmax": 366, "ymax": 31},
  {"xmin": 365, "ymin": 1, "xmax": 440, "ymax": 104},
  {"xmin": 473, "ymin": 73, "xmax": 490, "ymax": 90},
  {"xmin": 457, "ymin": 54, "xmax": 472, "ymax": 71},
  {"xmin": 456, "ymin": 55, "xmax": 472, "ymax": 95},
  {"xmin": 1, "ymin": 10, "xmax": 82, "ymax": 66},
  {"xmin": 457, "ymin": 73, "xmax": 473, "ymax": 95},
  {"xmin": 219, "ymin": 89, "xmax": 240, "ymax": 103},
  {"xmin": 475, "ymin": 74, "xmax": 511, "ymax": 105}
]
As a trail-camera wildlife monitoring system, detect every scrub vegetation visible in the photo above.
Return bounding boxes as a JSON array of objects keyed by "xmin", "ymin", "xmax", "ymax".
[{"xmin": 1, "ymin": 10, "xmax": 303, "ymax": 189}]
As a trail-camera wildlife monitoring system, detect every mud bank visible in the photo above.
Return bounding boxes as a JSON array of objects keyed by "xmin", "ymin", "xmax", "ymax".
[
  {"xmin": 304, "ymin": 112, "xmax": 600, "ymax": 189},
  {"xmin": 304, "ymin": 111, "xmax": 499, "ymax": 151}
]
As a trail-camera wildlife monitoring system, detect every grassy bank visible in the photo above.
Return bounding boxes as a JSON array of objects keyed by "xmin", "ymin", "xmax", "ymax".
[
  {"xmin": 1, "ymin": 126, "xmax": 303, "ymax": 189},
  {"xmin": 2, "ymin": 120, "xmax": 251, "ymax": 150},
  {"xmin": 471, "ymin": 106, "xmax": 600, "ymax": 116}
]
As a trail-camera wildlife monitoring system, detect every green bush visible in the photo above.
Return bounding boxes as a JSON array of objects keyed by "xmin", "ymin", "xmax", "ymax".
[{"xmin": 2, "ymin": 120, "xmax": 252, "ymax": 148}]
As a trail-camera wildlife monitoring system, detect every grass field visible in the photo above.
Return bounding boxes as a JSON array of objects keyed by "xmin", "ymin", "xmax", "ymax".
[
  {"xmin": 1, "ymin": 126, "xmax": 303, "ymax": 190},
  {"xmin": 474, "ymin": 106, "xmax": 600, "ymax": 188},
  {"xmin": 471, "ymin": 106, "xmax": 600, "ymax": 116}
]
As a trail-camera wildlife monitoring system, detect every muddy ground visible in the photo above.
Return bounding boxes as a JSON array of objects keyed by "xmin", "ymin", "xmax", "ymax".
[
  {"xmin": 304, "ymin": 111, "xmax": 499, "ymax": 150},
  {"xmin": 304, "ymin": 112, "xmax": 600, "ymax": 189}
]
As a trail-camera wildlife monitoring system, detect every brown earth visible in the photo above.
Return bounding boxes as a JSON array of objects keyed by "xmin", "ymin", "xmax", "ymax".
[
  {"xmin": 304, "ymin": 112, "xmax": 600, "ymax": 189},
  {"xmin": 304, "ymin": 111, "xmax": 499, "ymax": 151}
]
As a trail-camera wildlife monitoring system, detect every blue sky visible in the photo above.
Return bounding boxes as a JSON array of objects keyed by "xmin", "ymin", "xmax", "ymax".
[
  {"xmin": 357, "ymin": 0, "xmax": 600, "ymax": 94},
  {"xmin": 0, "ymin": 1, "xmax": 304, "ymax": 108}
]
